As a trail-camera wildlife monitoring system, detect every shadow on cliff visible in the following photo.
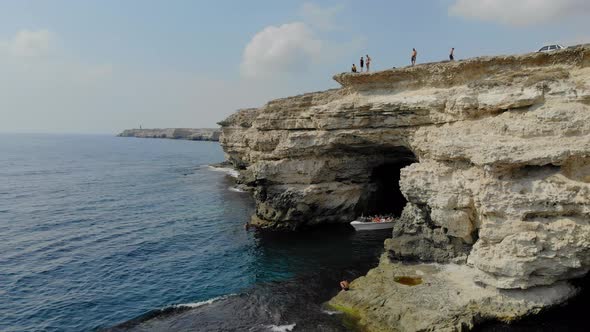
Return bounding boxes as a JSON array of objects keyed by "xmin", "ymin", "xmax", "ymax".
[
  {"xmin": 476, "ymin": 274, "xmax": 590, "ymax": 332},
  {"xmin": 355, "ymin": 148, "xmax": 417, "ymax": 219}
]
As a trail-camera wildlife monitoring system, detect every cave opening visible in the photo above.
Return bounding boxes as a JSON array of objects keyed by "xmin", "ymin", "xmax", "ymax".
[{"xmin": 357, "ymin": 148, "xmax": 417, "ymax": 218}]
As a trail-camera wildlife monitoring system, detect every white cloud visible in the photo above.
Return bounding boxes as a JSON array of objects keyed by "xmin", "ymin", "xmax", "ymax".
[
  {"xmin": 240, "ymin": 2, "xmax": 365, "ymax": 79},
  {"xmin": 9, "ymin": 29, "xmax": 54, "ymax": 57},
  {"xmin": 240, "ymin": 22, "xmax": 322, "ymax": 79},
  {"xmin": 0, "ymin": 30, "xmax": 293, "ymax": 133},
  {"xmin": 300, "ymin": 2, "xmax": 343, "ymax": 31},
  {"xmin": 449, "ymin": 0, "xmax": 590, "ymax": 26}
]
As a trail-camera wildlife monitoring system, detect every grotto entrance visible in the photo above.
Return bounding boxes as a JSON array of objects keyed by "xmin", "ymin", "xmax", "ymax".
[{"xmin": 356, "ymin": 148, "xmax": 417, "ymax": 218}]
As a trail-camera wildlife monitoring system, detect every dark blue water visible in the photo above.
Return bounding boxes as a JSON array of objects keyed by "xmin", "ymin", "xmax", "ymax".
[{"xmin": 0, "ymin": 134, "xmax": 390, "ymax": 332}]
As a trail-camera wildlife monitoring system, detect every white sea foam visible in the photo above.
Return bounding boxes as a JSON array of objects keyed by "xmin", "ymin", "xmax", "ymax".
[
  {"xmin": 321, "ymin": 309, "xmax": 342, "ymax": 315},
  {"xmin": 228, "ymin": 186, "xmax": 246, "ymax": 193},
  {"xmin": 266, "ymin": 323, "xmax": 296, "ymax": 332},
  {"xmin": 173, "ymin": 294, "xmax": 235, "ymax": 309},
  {"xmin": 208, "ymin": 166, "xmax": 239, "ymax": 178}
]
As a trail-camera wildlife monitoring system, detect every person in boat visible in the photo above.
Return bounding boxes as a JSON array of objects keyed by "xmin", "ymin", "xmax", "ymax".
[{"xmin": 340, "ymin": 280, "xmax": 350, "ymax": 291}]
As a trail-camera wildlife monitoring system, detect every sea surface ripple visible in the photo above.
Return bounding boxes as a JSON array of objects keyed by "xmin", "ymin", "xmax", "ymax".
[{"xmin": 0, "ymin": 134, "xmax": 390, "ymax": 332}]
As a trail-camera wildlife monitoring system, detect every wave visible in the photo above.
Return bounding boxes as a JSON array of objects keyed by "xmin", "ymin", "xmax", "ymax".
[
  {"xmin": 208, "ymin": 165, "xmax": 239, "ymax": 178},
  {"xmin": 172, "ymin": 294, "xmax": 236, "ymax": 309},
  {"xmin": 321, "ymin": 309, "xmax": 342, "ymax": 315},
  {"xmin": 108, "ymin": 294, "xmax": 238, "ymax": 330},
  {"xmin": 265, "ymin": 323, "xmax": 296, "ymax": 332},
  {"xmin": 228, "ymin": 186, "xmax": 246, "ymax": 193}
]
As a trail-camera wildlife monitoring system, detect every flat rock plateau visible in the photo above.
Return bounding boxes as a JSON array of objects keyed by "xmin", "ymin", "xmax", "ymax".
[
  {"xmin": 219, "ymin": 45, "xmax": 590, "ymax": 331},
  {"xmin": 117, "ymin": 128, "xmax": 221, "ymax": 141}
]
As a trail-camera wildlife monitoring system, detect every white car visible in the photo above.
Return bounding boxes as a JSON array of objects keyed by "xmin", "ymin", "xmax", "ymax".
[{"xmin": 538, "ymin": 44, "xmax": 565, "ymax": 53}]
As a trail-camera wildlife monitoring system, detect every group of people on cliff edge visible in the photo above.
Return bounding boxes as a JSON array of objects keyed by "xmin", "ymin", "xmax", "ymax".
[
  {"xmin": 351, "ymin": 48, "xmax": 455, "ymax": 72},
  {"xmin": 351, "ymin": 54, "xmax": 371, "ymax": 73}
]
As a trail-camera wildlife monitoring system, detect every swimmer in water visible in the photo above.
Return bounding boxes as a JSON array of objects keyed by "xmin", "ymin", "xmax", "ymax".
[{"xmin": 340, "ymin": 280, "xmax": 350, "ymax": 291}]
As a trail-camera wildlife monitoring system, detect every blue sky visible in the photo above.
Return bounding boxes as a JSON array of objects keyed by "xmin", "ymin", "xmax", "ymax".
[{"xmin": 0, "ymin": 0, "xmax": 588, "ymax": 133}]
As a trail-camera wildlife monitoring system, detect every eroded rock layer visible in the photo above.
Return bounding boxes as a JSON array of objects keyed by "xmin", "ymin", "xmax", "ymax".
[{"xmin": 220, "ymin": 46, "xmax": 590, "ymax": 330}]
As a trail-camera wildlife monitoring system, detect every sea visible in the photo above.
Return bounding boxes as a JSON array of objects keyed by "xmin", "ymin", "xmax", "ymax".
[
  {"xmin": 0, "ymin": 134, "xmax": 391, "ymax": 332},
  {"xmin": 1, "ymin": 133, "xmax": 587, "ymax": 332}
]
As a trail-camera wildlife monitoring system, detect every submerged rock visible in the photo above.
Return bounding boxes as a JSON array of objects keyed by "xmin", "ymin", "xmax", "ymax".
[{"xmin": 219, "ymin": 45, "xmax": 590, "ymax": 330}]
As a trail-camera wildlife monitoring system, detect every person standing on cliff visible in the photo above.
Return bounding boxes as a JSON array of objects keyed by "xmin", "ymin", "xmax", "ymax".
[
  {"xmin": 449, "ymin": 47, "xmax": 455, "ymax": 61},
  {"xmin": 366, "ymin": 54, "xmax": 371, "ymax": 72},
  {"xmin": 360, "ymin": 56, "xmax": 364, "ymax": 72},
  {"xmin": 411, "ymin": 48, "xmax": 417, "ymax": 66}
]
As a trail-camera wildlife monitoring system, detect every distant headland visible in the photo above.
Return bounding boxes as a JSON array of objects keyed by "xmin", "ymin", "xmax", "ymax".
[{"xmin": 117, "ymin": 128, "xmax": 221, "ymax": 141}]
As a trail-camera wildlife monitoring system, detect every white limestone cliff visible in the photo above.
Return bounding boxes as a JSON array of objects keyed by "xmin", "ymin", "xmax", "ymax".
[{"xmin": 219, "ymin": 45, "xmax": 590, "ymax": 330}]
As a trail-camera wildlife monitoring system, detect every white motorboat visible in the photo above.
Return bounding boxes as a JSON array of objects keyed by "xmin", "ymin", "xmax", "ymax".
[{"xmin": 350, "ymin": 219, "xmax": 395, "ymax": 231}]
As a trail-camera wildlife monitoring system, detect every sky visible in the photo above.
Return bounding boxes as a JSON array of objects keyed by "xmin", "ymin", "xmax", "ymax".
[{"xmin": 0, "ymin": 0, "xmax": 588, "ymax": 134}]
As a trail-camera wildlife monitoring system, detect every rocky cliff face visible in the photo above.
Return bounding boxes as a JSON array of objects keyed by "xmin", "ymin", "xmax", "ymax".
[{"xmin": 219, "ymin": 45, "xmax": 590, "ymax": 330}]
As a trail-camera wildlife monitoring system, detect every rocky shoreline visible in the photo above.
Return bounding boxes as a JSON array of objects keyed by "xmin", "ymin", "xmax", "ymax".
[
  {"xmin": 328, "ymin": 255, "xmax": 577, "ymax": 331},
  {"xmin": 218, "ymin": 45, "xmax": 590, "ymax": 331},
  {"xmin": 117, "ymin": 128, "xmax": 220, "ymax": 141}
]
